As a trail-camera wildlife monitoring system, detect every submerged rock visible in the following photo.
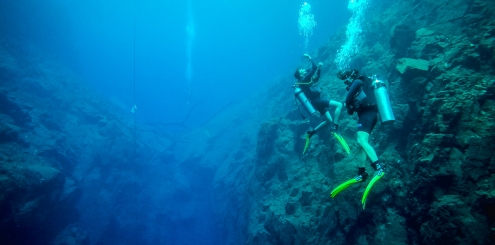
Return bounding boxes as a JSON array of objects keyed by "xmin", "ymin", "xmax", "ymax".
[{"xmin": 396, "ymin": 58, "xmax": 430, "ymax": 75}]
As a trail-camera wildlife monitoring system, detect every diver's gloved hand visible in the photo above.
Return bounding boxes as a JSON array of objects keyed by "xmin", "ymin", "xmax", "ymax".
[
  {"xmin": 331, "ymin": 123, "xmax": 339, "ymax": 132},
  {"xmin": 303, "ymin": 53, "xmax": 311, "ymax": 60},
  {"xmin": 307, "ymin": 129, "xmax": 316, "ymax": 138}
]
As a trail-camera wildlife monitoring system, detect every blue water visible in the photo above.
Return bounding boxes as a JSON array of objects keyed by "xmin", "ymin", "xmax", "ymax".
[
  {"xmin": 1, "ymin": 0, "xmax": 350, "ymax": 244},
  {"xmin": 2, "ymin": 0, "xmax": 349, "ymax": 127}
]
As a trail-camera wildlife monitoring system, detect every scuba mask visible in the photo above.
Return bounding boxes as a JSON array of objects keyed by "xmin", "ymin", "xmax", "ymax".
[
  {"xmin": 294, "ymin": 68, "xmax": 309, "ymax": 79},
  {"xmin": 339, "ymin": 70, "xmax": 356, "ymax": 91}
]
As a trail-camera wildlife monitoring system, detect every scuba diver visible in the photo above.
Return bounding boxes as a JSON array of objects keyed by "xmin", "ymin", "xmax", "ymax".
[
  {"xmin": 293, "ymin": 54, "xmax": 349, "ymax": 155},
  {"xmin": 330, "ymin": 69, "xmax": 395, "ymax": 209}
]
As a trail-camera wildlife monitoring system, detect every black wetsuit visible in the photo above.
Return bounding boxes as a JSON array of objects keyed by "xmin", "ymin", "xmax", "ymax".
[
  {"xmin": 345, "ymin": 77, "xmax": 378, "ymax": 134},
  {"xmin": 298, "ymin": 60, "xmax": 330, "ymax": 114}
]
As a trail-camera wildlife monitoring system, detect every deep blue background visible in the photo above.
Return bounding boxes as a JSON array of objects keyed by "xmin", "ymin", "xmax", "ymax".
[
  {"xmin": 1, "ymin": 0, "xmax": 350, "ymax": 131},
  {"xmin": 0, "ymin": 0, "xmax": 352, "ymax": 243}
]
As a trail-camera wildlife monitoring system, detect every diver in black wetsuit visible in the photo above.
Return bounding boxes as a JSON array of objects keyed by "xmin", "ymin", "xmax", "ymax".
[
  {"xmin": 294, "ymin": 54, "xmax": 343, "ymax": 138},
  {"xmin": 330, "ymin": 69, "xmax": 385, "ymax": 209},
  {"xmin": 340, "ymin": 69, "xmax": 384, "ymax": 179}
]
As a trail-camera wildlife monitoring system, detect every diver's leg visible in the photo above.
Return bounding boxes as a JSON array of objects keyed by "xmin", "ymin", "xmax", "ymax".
[
  {"xmin": 356, "ymin": 137, "xmax": 367, "ymax": 168},
  {"xmin": 314, "ymin": 120, "xmax": 327, "ymax": 132},
  {"xmin": 355, "ymin": 109, "xmax": 383, "ymax": 209},
  {"xmin": 313, "ymin": 99, "xmax": 331, "ymax": 131},
  {"xmin": 329, "ymin": 100, "xmax": 343, "ymax": 125},
  {"xmin": 356, "ymin": 108, "xmax": 379, "ymax": 162},
  {"xmin": 323, "ymin": 111, "xmax": 333, "ymax": 124},
  {"xmin": 318, "ymin": 99, "xmax": 339, "ymax": 130},
  {"xmin": 356, "ymin": 131, "xmax": 378, "ymax": 163}
]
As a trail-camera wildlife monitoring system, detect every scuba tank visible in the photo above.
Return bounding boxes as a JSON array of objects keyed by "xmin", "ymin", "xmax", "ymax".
[
  {"xmin": 294, "ymin": 86, "xmax": 317, "ymax": 116},
  {"xmin": 370, "ymin": 75, "xmax": 395, "ymax": 124},
  {"xmin": 294, "ymin": 86, "xmax": 320, "ymax": 128}
]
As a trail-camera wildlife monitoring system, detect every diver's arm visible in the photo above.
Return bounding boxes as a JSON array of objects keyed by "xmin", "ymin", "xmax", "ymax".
[
  {"xmin": 301, "ymin": 58, "xmax": 318, "ymax": 82},
  {"xmin": 345, "ymin": 80, "xmax": 363, "ymax": 114},
  {"xmin": 312, "ymin": 64, "xmax": 322, "ymax": 82}
]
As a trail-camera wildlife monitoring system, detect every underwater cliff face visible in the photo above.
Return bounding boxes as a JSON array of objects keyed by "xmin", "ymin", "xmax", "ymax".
[
  {"xmin": 1, "ymin": 0, "xmax": 494, "ymax": 244},
  {"xmin": 0, "ymin": 36, "xmax": 291, "ymax": 244},
  {"xmin": 0, "ymin": 43, "xmax": 155, "ymax": 244},
  {"xmin": 0, "ymin": 42, "xmax": 238, "ymax": 244},
  {"xmin": 247, "ymin": 0, "xmax": 495, "ymax": 244}
]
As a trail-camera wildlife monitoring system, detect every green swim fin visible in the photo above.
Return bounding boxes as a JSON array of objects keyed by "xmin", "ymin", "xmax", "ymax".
[
  {"xmin": 332, "ymin": 132, "xmax": 350, "ymax": 155},
  {"xmin": 303, "ymin": 134, "xmax": 310, "ymax": 155},
  {"xmin": 330, "ymin": 175, "xmax": 365, "ymax": 198},
  {"xmin": 361, "ymin": 170, "xmax": 385, "ymax": 209}
]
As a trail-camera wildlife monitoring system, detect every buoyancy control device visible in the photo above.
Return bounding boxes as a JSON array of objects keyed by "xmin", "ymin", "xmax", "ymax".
[{"xmin": 370, "ymin": 75, "xmax": 395, "ymax": 123}]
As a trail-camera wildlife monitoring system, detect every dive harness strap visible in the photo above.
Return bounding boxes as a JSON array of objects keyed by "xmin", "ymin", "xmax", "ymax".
[
  {"xmin": 330, "ymin": 175, "xmax": 364, "ymax": 198},
  {"xmin": 361, "ymin": 170, "xmax": 385, "ymax": 209},
  {"xmin": 295, "ymin": 70, "xmax": 319, "ymax": 86}
]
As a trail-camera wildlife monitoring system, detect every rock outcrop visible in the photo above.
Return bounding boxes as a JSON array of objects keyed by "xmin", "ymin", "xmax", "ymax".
[{"xmin": 246, "ymin": 0, "xmax": 495, "ymax": 244}]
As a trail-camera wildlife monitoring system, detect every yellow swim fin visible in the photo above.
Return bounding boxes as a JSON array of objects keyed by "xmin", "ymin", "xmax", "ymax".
[
  {"xmin": 302, "ymin": 134, "xmax": 310, "ymax": 154},
  {"xmin": 361, "ymin": 170, "xmax": 385, "ymax": 209},
  {"xmin": 332, "ymin": 132, "xmax": 350, "ymax": 155},
  {"xmin": 330, "ymin": 175, "xmax": 365, "ymax": 198}
]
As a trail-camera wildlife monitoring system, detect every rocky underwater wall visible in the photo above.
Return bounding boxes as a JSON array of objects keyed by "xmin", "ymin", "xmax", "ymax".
[
  {"xmin": 1, "ymin": 0, "xmax": 495, "ymax": 244},
  {"xmin": 246, "ymin": 0, "xmax": 495, "ymax": 244},
  {"xmin": 0, "ymin": 39, "xmax": 262, "ymax": 244},
  {"xmin": 0, "ymin": 36, "xmax": 292, "ymax": 244},
  {"xmin": 0, "ymin": 41, "xmax": 179, "ymax": 244}
]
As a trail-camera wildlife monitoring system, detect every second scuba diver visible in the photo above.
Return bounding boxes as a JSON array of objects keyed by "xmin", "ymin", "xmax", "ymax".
[
  {"xmin": 293, "ymin": 54, "xmax": 350, "ymax": 155},
  {"xmin": 330, "ymin": 69, "xmax": 394, "ymax": 209}
]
